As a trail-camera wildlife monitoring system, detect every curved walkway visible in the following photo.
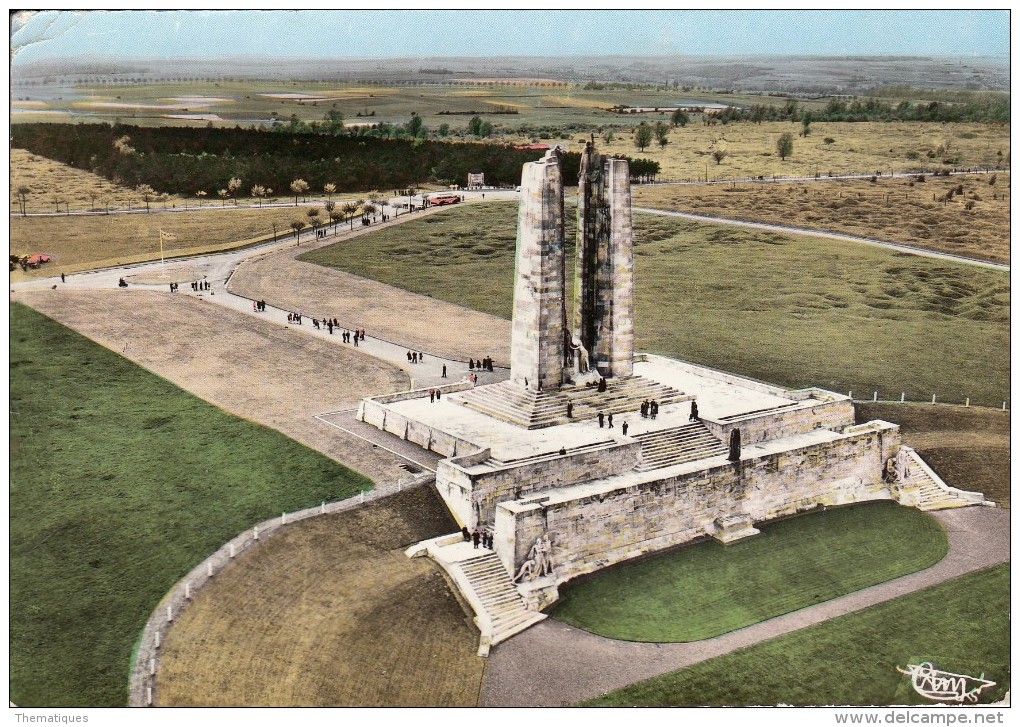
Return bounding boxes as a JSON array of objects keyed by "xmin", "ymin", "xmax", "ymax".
[
  {"xmin": 635, "ymin": 207, "xmax": 1009, "ymax": 271},
  {"xmin": 481, "ymin": 504, "xmax": 1009, "ymax": 707}
]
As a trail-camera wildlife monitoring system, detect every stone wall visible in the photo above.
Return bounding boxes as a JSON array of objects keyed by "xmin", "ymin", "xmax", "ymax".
[
  {"xmin": 437, "ymin": 440, "xmax": 641, "ymax": 530},
  {"xmin": 358, "ymin": 390, "xmax": 477, "ymax": 459},
  {"xmin": 496, "ymin": 422, "xmax": 900, "ymax": 583},
  {"xmin": 701, "ymin": 399, "xmax": 856, "ymax": 446}
]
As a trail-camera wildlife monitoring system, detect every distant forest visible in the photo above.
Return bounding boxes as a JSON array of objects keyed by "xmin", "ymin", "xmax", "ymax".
[{"xmin": 11, "ymin": 123, "xmax": 593, "ymax": 195}]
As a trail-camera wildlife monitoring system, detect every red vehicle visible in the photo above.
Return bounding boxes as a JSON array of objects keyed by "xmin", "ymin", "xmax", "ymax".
[{"xmin": 429, "ymin": 195, "xmax": 461, "ymax": 206}]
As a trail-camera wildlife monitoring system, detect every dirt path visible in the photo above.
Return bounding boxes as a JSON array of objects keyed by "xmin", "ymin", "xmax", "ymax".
[
  {"xmin": 227, "ymin": 218, "xmax": 512, "ymax": 367},
  {"xmin": 12, "ymin": 289, "xmax": 413, "ymax": 484},
  {"xmin": 482, "ymin": 505, "xmax": 1009, "ymax": 707}
]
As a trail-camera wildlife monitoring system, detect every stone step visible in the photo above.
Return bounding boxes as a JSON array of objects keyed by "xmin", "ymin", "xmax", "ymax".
[{"xmin": 633, "ymin": 422, "xmax": 728, "ymax": 471}]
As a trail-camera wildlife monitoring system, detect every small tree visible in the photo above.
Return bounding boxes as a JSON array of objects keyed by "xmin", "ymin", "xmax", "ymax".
[
  {"xmin": 634, "ymin": 123, "xmax": 653, "ymax": 152},
  {"xmin": 712, "ymin": 149, "xmax": 729, "ymax": 165},
  {"xmin": 137, "ymin": 184, "xmax": 156, "ymax": 213},
  {"xmin": 196, "ymin": 190, "xmax": 207, "ymax": 206},
  {"xmin": 603, "ymin": 129, "xmax": 615, "ymax": 144},
  {"xmin": 801, "ymin": 112, "xmax": 812, "ymax": 137},
  {"xmin": 670, "ymin": 109, "xmax": 689, "ymax": 128},
  {"xmin": 653, "ymin": 121, "xmax": 670, "ymax": 149},
  {"xmin": 307, "ymin": 207, "xmax": 321, "ymax": 229},
  {"xmin": 776, "ymin": 133, "xmax": 794, "ymax": 161},
  {"xmin": 227, "ymin": 176, "xmax": 243, "ymax": 205},
  {"xmin": 290, "ymin": 179, "xmax": 309, "ymax": 206},
  {"xmin": 324, "ymin": 200, "xmax": 336, "ymax": 220},
  {"xmin": 16, "ymin": 186, "xmax": 30, "ymax": 216},
  {"xmin": 341, "ymin": 201, "xmax": 359, "ymax": 229},
  {"xmin": 329, "ymin": 210, "xmax": 343, "ymax": 232},
  {"xmin": 323, "ymin": 182, "xmax": 336, "ymax": 203},
  {"xmin": 217, "ymin": 189, "xmax": 228, "ymax": 206},
  {"xmin": 290, "ymin": 220, "xmax": 306, "ymax": 242},
  {"xmin": 251, "ymin": 185, "xmax": 267, "ymax": 207}
]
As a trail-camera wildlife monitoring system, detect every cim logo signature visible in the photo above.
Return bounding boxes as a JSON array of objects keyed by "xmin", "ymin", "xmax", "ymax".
[{"xmin": 897, "ymin": 662, "xmax": 996, "ymax": 704}]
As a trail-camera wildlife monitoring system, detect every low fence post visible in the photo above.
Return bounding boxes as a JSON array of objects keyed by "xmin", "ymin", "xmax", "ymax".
[
  {"xmin": 166, "ymin": 606, "xmax": 173, "ymax": 623},
  {"xmin": 1003, "ymin": 401, "xmax": 1008, "ymax": 411},
  {"xmin": 149, "ymin": 658, "xmax": 156, "ymax": 677},
  {"xmin": 154, "ymin": 631, "xmax": 160, "ymax": 649},
  {"xmin": 253, "ymin": 526, "xmax": 259, "ymax": 541},
  {"xmin": 965, "ymin": 398, "xmax": 970, "ymax": 408},
  {"xmin": 900, "ymin": 392, "xmax": 905, "ymax": 402},
  {"xmin": 206, "ymin": 561, "xmax": 213, "ymax": 578},
  {"xmin": 848, "ymin": 390, "xmax": 852, "ymax": 399},
  {"xmin": 320, "ymin": 501, "xmax": 325, "ymax": 515},
  {"xmin": 229, "ymin": 543, "xmax": 236, "ymax": 558},
  {"xmin": 282, "ymin": 512, "xmax": 287, "ymax": 525},
  {"xmin": 184, "ymin": 583, "xmax": 191, "ymax": 600},
  {"xmin": 932, "ymin": 394, "xmax": 937, "ymax": 404},
  {"xmin": 147, "ymin": 687, "xmax": 153, "ymax": 706},
  {"xmin": 873, "ymin": 391, "xmax": 878, "ymax": 402}
]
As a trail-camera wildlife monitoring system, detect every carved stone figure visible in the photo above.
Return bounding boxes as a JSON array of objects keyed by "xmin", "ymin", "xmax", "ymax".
[
  {"xmin": 570, "ymin": 337, "xmax": 591, "ymax": 374},
  {"xmin": 513, "ymin": 558, "xmax": 538, "ymax": 583},
  {"xmin": 883, "ymin": 456, "xmax": 899, "ymax": 483}
]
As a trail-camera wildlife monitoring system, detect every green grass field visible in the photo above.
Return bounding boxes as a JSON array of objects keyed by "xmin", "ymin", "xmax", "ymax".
[
  {"xmin": 583, "ymin": 563, "xmax": 1009, "ymax": 706},
  {"xmin": 300, "ymin": 201, "xmax": 1010, "ymax": 406},
  {"xmin": 9, "ymin": 303, "xmax": 375, "ymax": 706},
  {"xmin": 549, "ymin": 502, "xmax": 947, "ymax": 642}
]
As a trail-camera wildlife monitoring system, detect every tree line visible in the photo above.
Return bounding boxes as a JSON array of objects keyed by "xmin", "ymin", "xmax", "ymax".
[
  {"xmin": 709, "ymin": 96, "xmax": 1009, "ymax": 125},
  {"xmin": 11, "ymin": 123, "xmax": 586, "ymax": 196}
]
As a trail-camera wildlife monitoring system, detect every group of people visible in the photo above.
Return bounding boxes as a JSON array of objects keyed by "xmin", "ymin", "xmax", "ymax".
[
  {"xmin": 641, "ymin": 400, "xmax": 660, "ymax": 419},
  {"xmin": 597, "ymin": 411, "xmax": 615, "ymax": 428},
  {"xmin": 169, "ymin": 282, "xmax": 180, "ymax": 292},
  {"xmin": 462, "ymin": 527, "xmax": 493, "ymax": 549},
  {"xmin": 406, "ymin": 350, "xmax": 426, "ymax": 364},
  {"xmin": 428, "ymin": 388, "xmax": 443, "ymax": 403},
  {"xmin": 252, "ymin": 299, "xmax": 267, "ymax": 311},
  {"xmin": 469, "ymin": 357, "xmax": 494, "ymax": 372},
  {"xmin": 345, "ymin": 328, "xmax": 365, "ymax": 345},
  {"xmin": 191, "ymin": 280, "xmax": 211, "ymax": 291}
]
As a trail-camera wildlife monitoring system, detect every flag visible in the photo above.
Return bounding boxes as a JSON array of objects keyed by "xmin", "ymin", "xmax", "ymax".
[{"xmin": 159, "ymin": 230, "xmax": 177, "ymax": 240}]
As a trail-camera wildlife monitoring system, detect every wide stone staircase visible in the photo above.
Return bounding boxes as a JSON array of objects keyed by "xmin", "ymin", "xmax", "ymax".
[
  {"xmin": 451, "ymin": 375, "xmax": 690, "ymax": 429},
  {"xmin": 903, "ymin": 448, "xmax": 989, "ymax": 511},
  {"xmin": 633, "ymin": 422, "xmax": 729, "ymax": 471},
  {"xmin": 458, "ymin": 552, "xmax": 545, "ymax": 653}
]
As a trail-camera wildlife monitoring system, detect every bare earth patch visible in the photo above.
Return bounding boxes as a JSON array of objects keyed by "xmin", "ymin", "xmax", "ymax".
[
  {"xmin": 229, "ymin": 236, "xmax": 512, "ymax": 366},
  {"xmin": 13, "ymin": 289, "xmax": 411, "ymax": 484},
  {"xmin": 156, "ymin": 486, "xmax": 484, "ymax": 707}
]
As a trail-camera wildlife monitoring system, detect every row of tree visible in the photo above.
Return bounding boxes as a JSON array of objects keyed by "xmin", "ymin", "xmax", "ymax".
[
  {"xmin": 711, "ymin": 97, "xmax": 1009, "ymax": 125},
  {"xmin": 12, "ymin": 123, "xmax": 584, "ymax": 196}
]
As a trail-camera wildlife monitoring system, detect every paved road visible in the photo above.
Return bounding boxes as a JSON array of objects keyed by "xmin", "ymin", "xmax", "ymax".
[
  {"xmin": 482, "ymin": 505, "xmax": 1009, "ymax": 707},
  {"xmin": 634, "ymin": 207, "xmax": 1009, "ymax": 272}
]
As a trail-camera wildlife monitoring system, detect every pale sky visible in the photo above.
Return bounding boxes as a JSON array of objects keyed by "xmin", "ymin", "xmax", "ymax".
[{"xmin": 10, "ymin": 10, "xmax": 1010, "ymax": 64}]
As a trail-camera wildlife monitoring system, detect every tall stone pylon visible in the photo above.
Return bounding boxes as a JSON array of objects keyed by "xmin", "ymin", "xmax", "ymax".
[
  {"xmin": 510, "ymin": 150, "xmax": 567, "ymax": 391},
  {"xmin": 575, "ymin": 142, "xmax": 634, "ymax": 378}
]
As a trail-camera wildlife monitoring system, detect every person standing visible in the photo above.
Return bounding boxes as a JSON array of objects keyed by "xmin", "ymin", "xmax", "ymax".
[
  {"xmin": 442, "ymin": 364, "xmax": 447, "ymax": 378},
  {"xmin": 622, "ymin": 421, "xmax": 629, "ymax": 436},
  {"xmin": 598, "ymin": 412, "xmax": 605, "ymax": 428},
  {"xmin": 608, "ymin": 413, "xmax": 614, "ymax": 428}
]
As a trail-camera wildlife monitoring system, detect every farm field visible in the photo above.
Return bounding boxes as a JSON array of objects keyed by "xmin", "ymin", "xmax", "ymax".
[
  {"xmin": 12, "ymin": 80, "xmax": 830, "ymax": 131},
  {"xmin": 857, "ymin": 403, "xmax": 1011, "ymax": 510},
  {"xmin": 634, "ymin": 171, "xmax": 1010, "ymax": 265},
  {"xmin": 583, "ymin": 564, "xmax": 1010, "ymax": 706},
  {"xmin": 9, "ymin": 302, "xmax": 377, "ymax": 706},
  {"xmin": 156, "ymin": 486, "xmax": 484, "ymax": 707},
  {"xmin": 550, "ymin": 502, "xmax": 947, "ymax": 643},
  {"xmin": 597, "ymin": 120, "xmax": 1009, "ymax": 181},
  {"xmin": 301, "ymin": 201, "xmax": 1010, "ymax": 407}
]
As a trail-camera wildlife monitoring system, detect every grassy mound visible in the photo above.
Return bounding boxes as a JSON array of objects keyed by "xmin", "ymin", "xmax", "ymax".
[
  {"xmin": 10, "ymin": 303, "xmax": 374, "ymax": 706},
  {"xmin": 583, "ymin": 564, "xmax": 1009, "ymax": 706},
  {"xmin": 300, "ymin": 202, "xmax": 1009, "ymax": 407},
  {"xmin": 549, "ymin": 502, "xmax": 947, "ymax": 643}
]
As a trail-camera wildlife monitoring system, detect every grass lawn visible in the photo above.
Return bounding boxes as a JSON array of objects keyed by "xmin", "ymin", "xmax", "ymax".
[
  {"xmin": 634, "ymin": 172, "xmax": 1011, "ymax": 265},
  {"xmin": 549, "ymin": 502, "xmax": 947, "ymax": 643},
  {"xmin": 157, "ymin": 486, "xmax": 485, "ymax": 707},
  {"xmin": 300, "ymin": 201, "xmax": 1009, "ymax": 407},
  {"xmin": 10, "ymin": 303, "xmax": 374, "ymax": 706},
  {"xmin": 10, "ymin": 205, "xmax": 318, "ymax": 279},
  {"xmin": 582, "ymin": 563, "xmax": 1010, "ymax": 706}
]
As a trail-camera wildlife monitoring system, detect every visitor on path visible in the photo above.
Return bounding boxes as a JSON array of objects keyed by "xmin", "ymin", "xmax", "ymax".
[
  {"xmin": 407, "ymin": 351, "xmax": 413, "ymax": 362},
  {"xmin": 436, "ymin": 389, "xmax": 441, "ymax": 401},
  {"xmin": 461, "ymin": 526, "xmax": 470, "ymax": 542},
  {"xmin": 412, "ymin": 352, "xmax": 418, "ymax": 364},
  {"xmin": 61, "ymin": 273, "xmax": 65, "ymax": 283},
  {"xmin": 353, "ymin": 334, "xmax": 359, "ymax": 347},
  {"xmin": 559, "ymin": 447, "xmax": 566, "ymax": 455},
  {"xmin": 313, "ymin": 318, "xmax": 320, "ymax": 329},
  {"xmin": 442, "ymin": 364, "xmax": 447, "ymax": 378},
  {"xmin": 566, "ymin": 402, "xmax": 573, "ymax": 418},
  {"xmin": 430, "ymin": 389, "xmax": 436, "ymax": 403},
  {"xmin": 469, "ymin": 359, "xmax": 474, "ymax": 370},
  {"xmin": 327, "ymin": 320, "xmax": 333, "ymax": 334},
  {"xmin": 253, "ymin": 300, "xmax": 258, "ymax": 311},
  {"xmin": 608, "ymin": 413, "xmax": 614, "ymax": 428},
  {"xmin": 419, "ymin": 352, "xmax": 425, "ymax": 363},
  {"xmin": 640, "ymin": 401, "xmax": 648, "ymax": 418},
  {"xmin": 622, "ymin": 421, "xmax": 629, "ymax": 436},
  {"xmin": 472, "ymin": 531, "xmax": 481, "ymax": 549},
  {"xmin": 690, "ymin": 401, "xmax": 699, "ymax": 421},
  {"xmin": 598, "ymin": 378, "xmax": 607, "ymax": 393},
  {"xmin": 598, "ymin": 412, "xmax": 605, "ymax": 428},
  {"xmin": 651, "ymin": 401, "xmax": 658, "ymax": 419}
]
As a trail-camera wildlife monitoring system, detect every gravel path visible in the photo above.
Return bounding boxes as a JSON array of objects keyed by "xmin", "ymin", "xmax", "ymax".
[{"xmin": 482, "ymin": 505, "xmax": 1009, "ymax": 707}]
